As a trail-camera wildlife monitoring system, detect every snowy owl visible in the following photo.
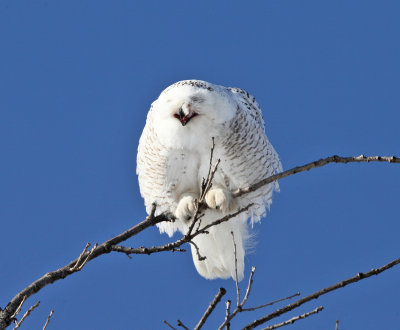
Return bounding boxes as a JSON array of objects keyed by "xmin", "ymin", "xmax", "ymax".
[{"xmin": 137, "ymin": 80, "xmax": 282, "ymax": 281}]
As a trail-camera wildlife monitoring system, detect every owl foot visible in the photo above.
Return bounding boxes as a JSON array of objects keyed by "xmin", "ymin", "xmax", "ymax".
[
  {"xmin": 175, "ymin": 193, "xmax": 197, "ymax": 221},
  {"xmin": 205, "ymin": 188, "xmax": 232, "ymax": 213}
]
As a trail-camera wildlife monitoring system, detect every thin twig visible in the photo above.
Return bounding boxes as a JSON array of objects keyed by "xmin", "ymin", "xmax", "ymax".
[
  {"xmin": 69, "ymin": 243, "xmax": 91, "ymax": 272},
  {"xmin": 224, "ymin": 300, "xmax": 231, "ymax": 330},
  {"xmin": 13, "ymin": 301, "xmax": 40, "ymax": 329},
  {"xmin": 199, "ymin": 137, "xmax": 220, "ymax": 204},
  {"xmin": 262, "ymin": 306, "xmax": 324, "ymax": 330},
  {"xmin": 189, "ymin": 241, "xmax": 206, "ymax": 261},
  {"xmin": 241, "ymin": 292, "xmax": 300, "ymax": 312},
  {"xmin": 76, "ymin": 243, "xmax": 98, "ymax": 271},
  {"xmin": 194, "ymin": 288, "xmax": 226, "ymax": 330},
  {"xmin": 9, "ymin": 296, "xmax": 26, "ymax": 321},
  {"xmin": 201, "ymin": 137, "xmax": 216, "ymax": 197},
  {"xmin": 186, "ymin": 199, "xmax": 209, "ymax": 246},
  {"xmin": 199, "ymin": 137, "xmax": 219, "ymax": 204},
  {"xmin": 244, "ymin": 256, "xmax": 400, "ymax": 329},
  {"xmin": 42, "ymin": 310, "xmax": 54, "ymax": 330},
  {"xmin": 186, "ymin": 202, "xmax": 201, "ymax": 237},
  {"xmin": 108, "ymin": 205, "xmax": 253, "ymax": 260},
  {"xmin": 177, "ymin": 319, "xmax": 189, "ymax": 330},
  {"xmin": 233, "ymin": 155, "xmax": 400, "ymax": 198},
  {"xmin": 192, "ymin": 205, "xmax": 252, "ymax": 236},
  {"xmin": 241, "ymin": 267, "xmax": 256, "ymax": 308},
  {"xmin": 195, "ymin": 215, "xmax": 203, "ymax": 233},
  {"xmin": 163, "ymin": 320, "xmax": 177, "ymax": 330},
  {"xmin": 200, "ymin": 159, "xmax": 221, "ymax": 203},
  {"xmin": 218, "ymin": 266, "xmax": 257, "ymax": 330}
]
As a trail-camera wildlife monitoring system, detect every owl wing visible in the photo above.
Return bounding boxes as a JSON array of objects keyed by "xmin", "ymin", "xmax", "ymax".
[
  {"xmin": 227, "ymin": 87, "xmax": 266, "ymax": 130},
  {"xmin": 136, "ymin": 110, "xmax": 185, "ymax": 236},
  {"xmin": 220, "ymin": 87, "xmax": 282, "ymax": 222}
]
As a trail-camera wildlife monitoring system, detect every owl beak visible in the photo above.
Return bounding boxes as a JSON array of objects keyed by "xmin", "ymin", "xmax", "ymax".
[{"xmin": 176, "ymin": 108, "xmax": 198, "ymax": 126}]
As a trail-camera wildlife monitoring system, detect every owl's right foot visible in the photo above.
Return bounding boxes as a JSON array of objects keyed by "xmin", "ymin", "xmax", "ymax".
[
  {"xmin": 205, "ymin": 187, "xmax": 233, "ymax": 213},
  {"xmin": 175, "ymin": 193, "xmax": 197, "ymax": 221}
]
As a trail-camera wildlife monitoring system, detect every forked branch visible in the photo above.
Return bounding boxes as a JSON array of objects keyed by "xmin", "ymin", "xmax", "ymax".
[
  {"xmin": 263, "ymin": 306, "xmax": 323, "ymax": 330},
  {"xmin": 244, "ymin": 256, "xmax": 400, "ymax": 329},
  {"xmin": 194, "ymin": 287, "xmax": 226, "ymax": 330}
]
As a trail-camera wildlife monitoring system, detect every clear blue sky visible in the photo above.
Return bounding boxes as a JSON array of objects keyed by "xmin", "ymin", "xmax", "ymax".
[{"xmin": 1, "ymin": 1, "xmax": 399, "ymax": 329}]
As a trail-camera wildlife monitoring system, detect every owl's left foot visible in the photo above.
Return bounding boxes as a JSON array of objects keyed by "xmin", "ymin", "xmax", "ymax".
[
  {"xmin": 175, "ymin": 193, "xmax": 197, "ymax": 221},
  {"xmin": 205, "ymin": 188, "xmax": 233, "ymax": 213}
]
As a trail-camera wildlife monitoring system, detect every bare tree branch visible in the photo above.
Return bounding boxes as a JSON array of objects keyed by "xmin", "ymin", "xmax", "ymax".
[
  {"xmin": 244, "ymin": 256, "xmax": 400, "ymax": 329},
  {"xmin": 194, "ymin": 287, "xmax": 226, "ymax": 330},
  {"xmin": 164, "ymin": 319, "xmax": 190, "ymax": 330},
  {"xmin": 163, "ymin": 320, "xmax": 177, "ymax": 330},
  {"xmin": 177, "ymin": 319, "xmax": 189, "ymax": 330},
  {"xmin": 70, "ymin": 243, "xmax": 98, "ymax": 272},
  {"xmin": 110, "ymin": 245, "xmax": 186, "ymax": 255},
  {"xmin": 42, "ymin": 310, "xmax": 54, "ymax": 330},
  {"xmin": 241, "ymin": 292, "xmax": 300, "ymax": 312},
  {"xmin": 13, "ymin": 301, "xmax": 40, "ymax": 329},
  {"xmin": 0, "ymin": 201, "xmax": 250, "ymax": 329},
  {"xmin": 184, "ymin": 142, "xmax": 220, "ymax": 243},
  {"xmin": 218, "ymin": 266, "xmax": 257, "ymax": 330},
  {"xmin": 200, "ymin": 158, "xmax": 221, "ymax": 202},
  {"xmin": 201, "ymin": 136, "xmax": 217, "ymax": 201},
  {"xmin": 0, "ymin": 211, "xmax": 169, "ymax": 329},
  {"xmin": 262, "ymin": 306, "xmax": 324, "ymax": 330},
  {"xmin": 8, "ymin": 297, "xmax": 26, "ymax": 322},
  {"xmin": 1, "ymin": 153, "xmax": 398, "ymax": 329},
  {"xmin": 233, "ymin": 155, "xmax": 400, "ymax": 198},
  {"xmin": 110, "ymin": 204, "xmax": 253, "ymax": 258},
  {"xmin": 224, "ymin": 300, "xmax": 231, "ymax": 330},
  {"xmin": 242, "ymin": 266, "xmax": 256, "ymax": 310},
  {"xmin": 69, "ymin": 242, "xmax": 91, "ymax": 272},
  {"xmin": 189, "ymin": 241, "xmax": 207, "ymax": 261}
]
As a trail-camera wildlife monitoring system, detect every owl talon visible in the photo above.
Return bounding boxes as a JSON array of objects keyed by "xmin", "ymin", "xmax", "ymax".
[
  {"xmin": 205, "ymin": 188, "xmax": 232, "ymax": 213},
  {"xmin": 175, "ymin": 194, "xmax": 197, "ymax": 221}
]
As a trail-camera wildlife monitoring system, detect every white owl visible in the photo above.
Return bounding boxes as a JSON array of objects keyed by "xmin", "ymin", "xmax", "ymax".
[{"xmin": 137, "ymin": 80, "xmax": 282, "ymax": 281}]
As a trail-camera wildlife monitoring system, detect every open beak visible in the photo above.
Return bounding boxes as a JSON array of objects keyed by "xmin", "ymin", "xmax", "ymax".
[{"xmin": 175, "ymin": 108, "xmax": 198, "ymax": 126}]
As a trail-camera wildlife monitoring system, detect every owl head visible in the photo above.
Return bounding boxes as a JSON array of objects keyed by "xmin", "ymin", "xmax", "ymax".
[{"xmin": 149, "ymin": 80, "xmax": 236, "ymax": 149}]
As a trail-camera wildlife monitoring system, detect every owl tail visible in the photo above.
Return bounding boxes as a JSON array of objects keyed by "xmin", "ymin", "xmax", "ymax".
[{"xmin": 189, "ymin": 210, "xmax": 248, "ymax": 281}]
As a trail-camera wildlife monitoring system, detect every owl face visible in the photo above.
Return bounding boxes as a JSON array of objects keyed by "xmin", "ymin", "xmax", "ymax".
[
  {"xmin": 171, "ymin": 96, "xmax": 201, "ymax": 126},
  {"xmin": 154, "ymin": 81, "xmax": 235, "ymax": 125},
  {"xmin": 149, "ymin": 80, "xmax": 236, "ymax": 149}
]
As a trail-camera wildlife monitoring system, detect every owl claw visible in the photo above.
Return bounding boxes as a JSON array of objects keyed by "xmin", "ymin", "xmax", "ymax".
[
  {"xmin": 205, "ymin": 188, "xmax": 232, "ymax": 213},
  {"xmin": 175, "ymin": 194, "xmax": 197, "ymax": 221}
]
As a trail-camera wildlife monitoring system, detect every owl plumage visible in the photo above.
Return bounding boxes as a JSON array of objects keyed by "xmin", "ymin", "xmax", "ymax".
[{"xmin": 137, "ymin": 80, "xmax": 282, "ymax": 280}]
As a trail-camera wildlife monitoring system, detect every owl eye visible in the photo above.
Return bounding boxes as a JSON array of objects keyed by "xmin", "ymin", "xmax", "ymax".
[{"xmin": 191, "ymin": 95, "xmax": 204, "ymax": 103}]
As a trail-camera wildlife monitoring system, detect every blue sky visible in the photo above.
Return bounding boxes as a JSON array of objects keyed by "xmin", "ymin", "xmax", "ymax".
[{"xmin": 1, "ymin": 0, "xmax": 399, "ymax": 329}]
